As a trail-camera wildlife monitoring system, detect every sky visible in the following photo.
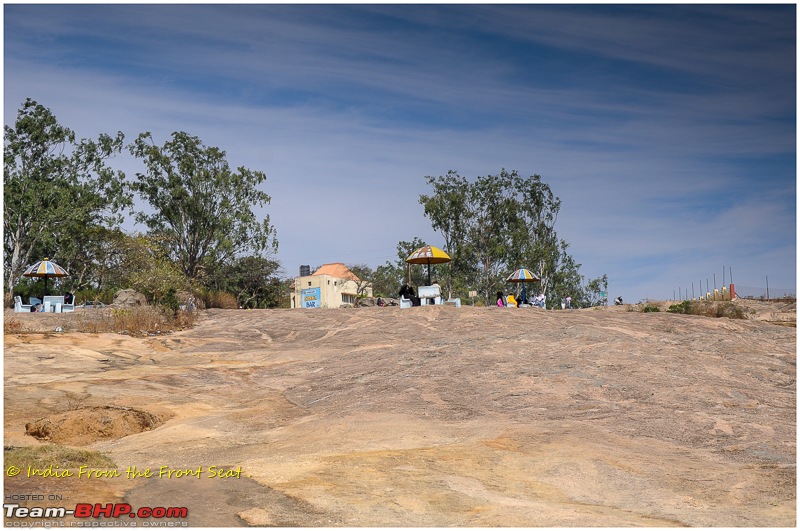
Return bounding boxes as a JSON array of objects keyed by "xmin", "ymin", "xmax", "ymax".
[{"xmin": 4, "ymin": 3, "xmax": 796, "ymax": 302}]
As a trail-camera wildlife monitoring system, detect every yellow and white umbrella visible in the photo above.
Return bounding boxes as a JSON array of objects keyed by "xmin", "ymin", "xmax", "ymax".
[
  {"xmin": 406, "ymin": 245, "xmax": 451, "ymax": 285},
  {"xmin": 506, "ymin": 268, "xmax": 540, "ymax": 283},
  {"xmin": 22, "ymin": 258, "xmax": 69, "ymax": 296}
]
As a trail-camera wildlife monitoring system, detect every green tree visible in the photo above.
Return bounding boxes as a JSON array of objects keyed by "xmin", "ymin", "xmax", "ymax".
[
  {"xmin": 4, "ymin": 99, "xmax": 131, "ymax": 298},
  {"xmin": 419, "ymin": 171, "xmax": 472, "ymax": 297},
  {"xmin": 345, "ymin": 264, "xmax": 375, "ymax": 306},
  {"xmin": 419, "ymin": 168, "xmax": 605, "ymax": 307},
  {"xmin": 207, "ymin": 255, "xmax": 281, "ymax": 308},
  {"xmin": 115, "ymin": 233, "xmax": 192, "ymax": 304},
  {"xmin": 129, "ymin": 131, "xmax": 277, "ymax": 283}
]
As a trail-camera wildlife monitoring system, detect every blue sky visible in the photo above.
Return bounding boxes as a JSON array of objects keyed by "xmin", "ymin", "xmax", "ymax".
[{"xmin": 4, "ymin": 3, "xmax": 796, "ymax": 302}]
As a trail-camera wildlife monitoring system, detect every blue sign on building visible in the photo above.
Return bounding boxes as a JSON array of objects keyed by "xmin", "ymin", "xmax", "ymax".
[{"xmin": 301, "ymin": 287, "xmax": 321, "ymax": 308}]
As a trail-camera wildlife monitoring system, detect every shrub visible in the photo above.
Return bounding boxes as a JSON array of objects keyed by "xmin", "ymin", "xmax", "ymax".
[
  {"xmin": 4, "ymin": 445, "xmax": 116, "ymax": 470},
  {"xmin": 4, "ymin": 304, "xmax": 199, "ymax": 336},
  {"xmin": 667, "ymin": 300, "xmax": 745, "ymax": 319},
  {"xmin": 199, "ymin": 290, "xmax": 238, "ymax": 309},
  {"xmin": 668, "ymin": 301, "xmax": 693, "ymax": 314},
  {"xmin": 643, "ymin": 304, "xmax": 660, "ymax": 313}
]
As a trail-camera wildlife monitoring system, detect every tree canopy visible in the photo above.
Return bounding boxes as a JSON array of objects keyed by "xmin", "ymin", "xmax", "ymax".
[
  {"xmin": 419, "ymin": 169, "xmax": 607, "ymax": 307},
  {"xmin": 129, "ymin": 131, "xmax": 278, "ymax": 282},
  {"xmin": 4, "ymin": 98, "xmax": 131, "ymax": 297}
]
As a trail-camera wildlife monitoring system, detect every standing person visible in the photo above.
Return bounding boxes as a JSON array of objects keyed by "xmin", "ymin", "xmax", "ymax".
[
  {"xmin": 519, "ymin": 285, "xmax": 528, "ymax": 305},
  {"xmin": 496, "ymin": 291, "xmax": 505, "ymax": 307},
  {"xmin": 566, "ymin": 296, "xmax": 571, "ymax": 309}
]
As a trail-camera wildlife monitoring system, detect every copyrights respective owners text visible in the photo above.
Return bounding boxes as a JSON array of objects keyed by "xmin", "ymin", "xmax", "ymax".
[{"xmin": 5, "ymin": 465, "xmax": 248, "ymax": 526}]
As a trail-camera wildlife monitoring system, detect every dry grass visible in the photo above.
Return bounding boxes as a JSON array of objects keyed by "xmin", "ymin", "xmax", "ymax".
[
  {"xmin": 667, "ymin": 300, "xmax": 746, "ymax": 319},
  {"xmin": 200, "ymin": 290, "xmax": 238, "ymax": 309},
  {"xmin": 4, "ymin": 444, "xmax": 116, "ymax": 470},
  {"xmin": 4, "ymin": 305, "xmax": 199, "ymax": 336}
]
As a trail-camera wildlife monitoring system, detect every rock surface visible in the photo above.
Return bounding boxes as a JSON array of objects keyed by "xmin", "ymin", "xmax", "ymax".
[{"xmin": 4, "ymin": 303, "xmax": 795, "ymax": 526}]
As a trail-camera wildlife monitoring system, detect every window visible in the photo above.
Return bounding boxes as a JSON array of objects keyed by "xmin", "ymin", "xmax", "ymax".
[{"xmin": 342, "ymin": 294, "xmax": 355, "ymax": 304}]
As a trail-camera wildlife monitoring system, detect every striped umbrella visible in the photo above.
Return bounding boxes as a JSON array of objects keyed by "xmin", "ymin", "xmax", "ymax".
[
  {"xmin": 506, "ymin": 268, "xmax": 540, "ymax": 283},
  {"xmin": 22, "ymin": 258, "xmax": 69, "ymax": 296},
  {"xmin": 406, "ymin": 245, "xmax": 451, "ymax": 285}
]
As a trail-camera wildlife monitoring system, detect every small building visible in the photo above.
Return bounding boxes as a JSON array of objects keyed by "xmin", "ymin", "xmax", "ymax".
[{"xmin": 291, "ymin": 263, "xmax": 372, "ymax": 309}]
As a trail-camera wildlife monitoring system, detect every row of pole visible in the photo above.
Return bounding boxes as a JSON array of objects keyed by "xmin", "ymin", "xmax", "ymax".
[{"xmin": 675, "ymin": 266, "xmax": 734, "ymax": 301}]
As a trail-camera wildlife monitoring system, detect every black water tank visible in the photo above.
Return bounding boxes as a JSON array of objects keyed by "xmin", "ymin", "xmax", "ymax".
[{"xmin": 299, "ymin": 265, "xmax": 311, "ymax": 277}]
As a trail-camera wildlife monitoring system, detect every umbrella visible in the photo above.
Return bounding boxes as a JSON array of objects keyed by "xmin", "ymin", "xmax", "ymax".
[
  {"xmin": 22, "ymin": 258, "xmax": 69, "ymax": 296},
  {"xmin": 505, "ymin": 268, "xmax": 540, "ymax": 283},
  {"xmin": 406, "ymin": 245, "xmax": 451, "ymax": 285},
  {"xmin": 506, "ymin": 268, "xmax": 540, "ymax": 303}
]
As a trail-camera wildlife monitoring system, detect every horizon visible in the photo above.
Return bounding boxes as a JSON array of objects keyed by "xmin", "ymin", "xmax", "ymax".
[{"xmin": 4, "ymin": 4, "xmax": 796, "ymax": 303}]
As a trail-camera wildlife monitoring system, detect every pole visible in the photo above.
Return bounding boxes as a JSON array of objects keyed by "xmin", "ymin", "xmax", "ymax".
[
  {"xmin": 729, "ymin": 266, "xmax": 733, "ymax": 285},
  {"xmin": 713, "ymin": 273, "xmax": 716, "ymax": 290},
  {"xmin": 766, "ymin": 276, "xmax": 769, "ymax": 300},
  {"xmin": 722, "ymin": 266, "xmax": 725, "ymax": 287},
  {"xmin": 692, "ymin": 282, "xmax": 695, "ymax": 299}
]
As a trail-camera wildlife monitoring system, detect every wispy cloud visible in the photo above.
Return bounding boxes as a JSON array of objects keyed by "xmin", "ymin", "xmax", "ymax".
[{"xmin": 5, "ymin": 4, "xmax": 795, "ymax": 300}]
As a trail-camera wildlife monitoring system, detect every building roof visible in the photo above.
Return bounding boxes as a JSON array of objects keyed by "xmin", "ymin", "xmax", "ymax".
[{"xmin": 311, "ymin": 262, "xmax": 360, "ymax": 281}]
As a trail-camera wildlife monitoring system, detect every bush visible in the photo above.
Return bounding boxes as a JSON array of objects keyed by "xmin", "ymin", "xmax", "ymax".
[
  {"xmin": 5, "ymin": 445, "xmax": 116, "ymax": 470},
  {"xmin": 668, "ymin": 301, "xmax": 693, "ymax": 314},
  {"xmin": 643, "ymin": 304, "xmax": 660, "ymax": 313},
  {"xmin": 667, "ymin": 300, "xmax": 745, "ymax": 319},
  {"xmin": 4, "ymin": 304, "xmax": 199, "ymax": 336},
  {"xmin": 199, "ymin": 290, "xmax": 238, "ymax": 309}
]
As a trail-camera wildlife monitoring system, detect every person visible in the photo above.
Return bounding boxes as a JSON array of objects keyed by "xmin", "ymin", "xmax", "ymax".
[
  {"xmin": 399, "ymin": 283, "xmax": 421, "ymax": 307},
  {"xmin": 496, "ymin": 290, "xmax": 505, "ymax": 307},
  {"xmin": 506, "ymin": 294, "xmax": 518, "ymax": 307},
  {"xmin": 566, "ymin": 295, "xmax": 571, "ymax": 309},
  {"xmin": 615, "ymin": 296, "xmax": 623, "ymax": 305},
  {"xmin": 64, "ymin": 292, "xmax": 74, "ymax": 304},
  {"xmin": 377, "ymin": 297, "xmax": 385, "ymax": 307},
  {"xmin": 519, "ymin": 286, "xmax": 528, "ymax": 305}
]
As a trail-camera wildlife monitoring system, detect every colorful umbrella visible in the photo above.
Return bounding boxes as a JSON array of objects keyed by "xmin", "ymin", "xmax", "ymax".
[
  {"xmin": 406, "ymin": 245, "xmax": 451, "ymax": 285},
  {"xmin": 506, "ymin": 268, "xmax": 540, "ymax": 283},
  {"xmin": 22, "ymin": 258, "xmax": 69, "ymax": 296}
]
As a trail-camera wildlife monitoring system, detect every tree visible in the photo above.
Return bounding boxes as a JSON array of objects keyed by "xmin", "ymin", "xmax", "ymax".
[
  {"xmin": 419, "ymin": 168, "xmax": 605, "ymax": 307},
  {"xmin": 129, "ymin": 131, "xmax": 277, "ymax": 283},
  {"xmin": 4, "ymin": 99, "xmax": 131, "ymax": 298},
  {"xmin": 207, "ymin": 255, "xmax": 281, "ymax": 308},
  {"xmin": 345, "ymin": 264, "xmax": 375, "ymax": 306},
  {"xmin": 114, "ymin": 233, "xmax": 192, "ymax": 305},
  {"xmin": 419, "ymin": 171, "xmax": 472, "ymax": 297}
]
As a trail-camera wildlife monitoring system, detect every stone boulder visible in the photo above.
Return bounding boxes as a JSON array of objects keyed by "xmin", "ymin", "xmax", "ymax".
[{"xmin": 113, "ymin": 289, "xmax": 148, "ymax": 307}]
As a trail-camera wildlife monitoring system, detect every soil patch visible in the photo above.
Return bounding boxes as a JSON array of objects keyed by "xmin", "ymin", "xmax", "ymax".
[{"xmin": 25, "ymin": 406, "xmax": 171, "ymax": 445}]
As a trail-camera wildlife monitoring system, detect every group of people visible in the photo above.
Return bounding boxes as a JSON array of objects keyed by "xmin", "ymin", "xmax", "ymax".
[
  {"xmin": 399, "ymin": 280, "xmax": 442, "ymax": 307},
  {"xmin": 496, "ymin": 290, "xmax": 547, "ymax": 308}
]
